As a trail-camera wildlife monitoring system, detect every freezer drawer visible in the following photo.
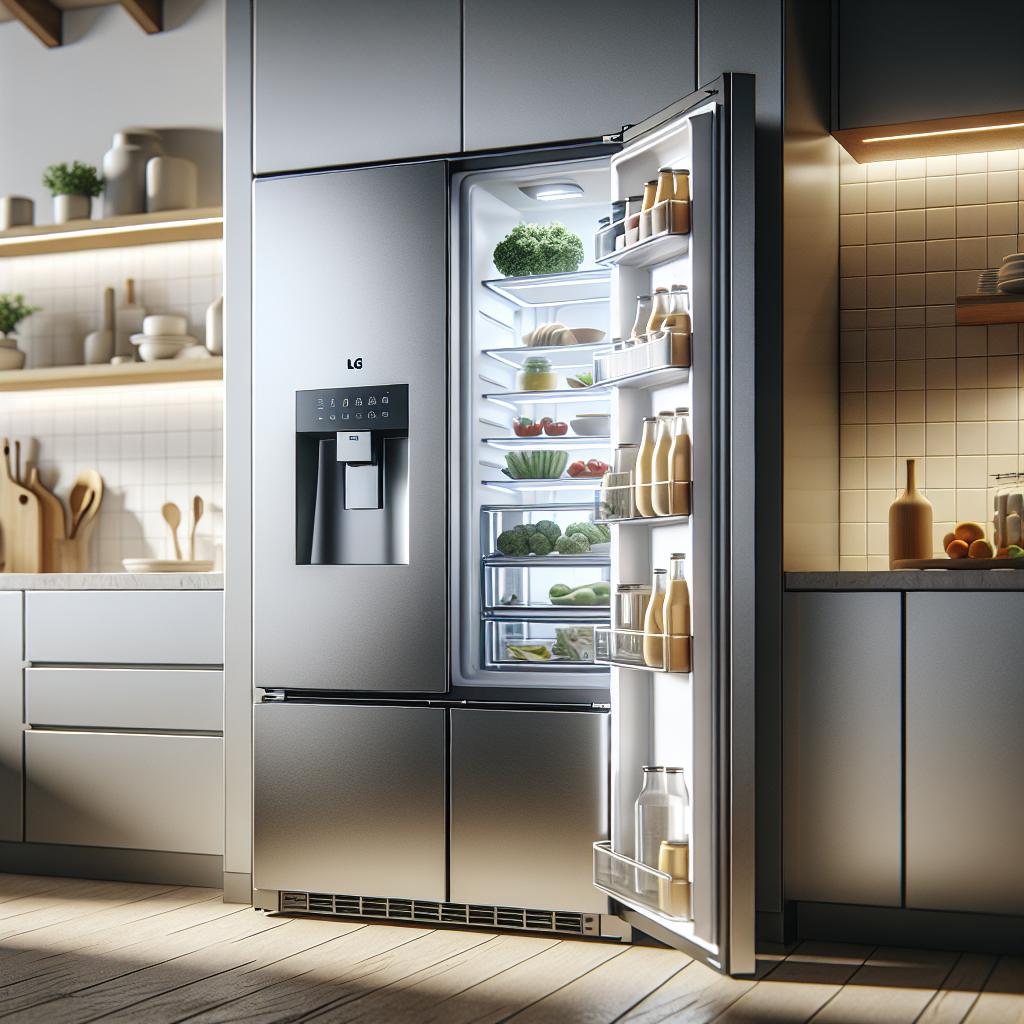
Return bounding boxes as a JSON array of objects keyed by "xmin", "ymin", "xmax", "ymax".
[
  {"xmin": 450, "ymin": 708, "xmax": 609, "ymax": 912},
  {"xmin": 25, "ymin": 668, "xmax": 223, "ymax": 732},
  {"xmin": 25, "ymin": 591, "xmax": 223, "ymax": 665},
  {"xmin": 253, "ymin": 703, "xmax": 446, "ymax": 901},
  {"xmin": 25, "ymin": 731, "xmax": 223, "ymax": 854}
]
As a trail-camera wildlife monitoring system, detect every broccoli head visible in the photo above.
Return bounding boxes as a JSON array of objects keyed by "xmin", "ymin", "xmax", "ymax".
[
  {"xmin": 492, "ymin": 221, "xmax": 584, "ymax": 277},
  {"xmin": 529, "ymin": 533, "xmax": 553, "ymax": 556},
  {"xmin": 566, "ymin": 521, "xmax": 607, "ymax": 546},
  {"xmin": 534, "ymin": 520, "xmax": 561, "ymax": 544},
  {"xmin": 555, "ymin": 532, "xmax": 591, "ymax": 555},
  {"xmin": 496, "ymin": 530, "xmax": 530, "ymax": 556}
]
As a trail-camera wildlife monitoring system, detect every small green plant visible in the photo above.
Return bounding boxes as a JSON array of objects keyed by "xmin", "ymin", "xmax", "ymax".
[
  {"xmin": 41, "ymin": 161, "xmax": 104, "ymax": 198},
  {"xmin": 0, "ymin": 294, "xmax": 40, "ymax": 335}
]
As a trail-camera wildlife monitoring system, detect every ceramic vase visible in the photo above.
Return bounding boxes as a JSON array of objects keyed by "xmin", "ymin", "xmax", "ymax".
[
  {"xmin": 146, "ymin": 156, "xmax": 198, "ymax": 213},
  {"xmin": 103, "ymin": 130, "xmax": 164, "ymax": 217},
  {"xmin": 53, "ymin": 194, "xmax": 91, "ymax": 224},
  {"xmin": 1, "ymin": 195, "xmax": 33, "ymax": 230},
  {"xmin": 888, "ymin": 458, "xmax": 933, "ymax": 568}
]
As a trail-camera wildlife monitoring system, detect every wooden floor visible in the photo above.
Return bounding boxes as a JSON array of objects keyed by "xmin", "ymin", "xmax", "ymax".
[{"xmin": 0, "ymin": 875, "xmax": 1021, "ymax": 1024}]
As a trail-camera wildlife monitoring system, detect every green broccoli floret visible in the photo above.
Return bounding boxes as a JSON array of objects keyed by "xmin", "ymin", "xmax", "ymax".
[
  {"xmin": 534, "ymin": 520, "xmax": 561, "ymax": 544},
  {"xmin": 496, "ymin": 530, "xmax": 530, "ymax": 556},
  {"xmin": 529, "ymin": 533, "xmax": 553, "ymax": 556},
  {"xmin": 593, "ymin": 523, "xmax": 611, "ymax": 543},
  {"xmin": 555, "ymin": 532, "xmax": 591, "ymax": 555},
  {"xmin": 512, "ymin": 524, "xmax": 530, "ymax": 539},
  {"xmin": 566, "ymin": 521, "xmax": 606, "ymax": 546},
  {"xmin": 492, "ymin": 221, "xmax": 584, "ymax": 277}
]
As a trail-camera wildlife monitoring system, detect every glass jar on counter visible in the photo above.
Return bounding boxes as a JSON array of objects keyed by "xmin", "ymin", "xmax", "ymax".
[{"xmin": 990, "ymin": 473, "xmax": 1024, "ymax": 553}]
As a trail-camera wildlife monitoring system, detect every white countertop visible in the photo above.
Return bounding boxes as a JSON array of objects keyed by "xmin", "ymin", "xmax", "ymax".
[
  {"xmin": 786, "ymin": 570, "xmax": 1024, "ymax": 591},
  {"xmin": 0, "ymin": 573, "xmax": 224, "ymax": 590}
]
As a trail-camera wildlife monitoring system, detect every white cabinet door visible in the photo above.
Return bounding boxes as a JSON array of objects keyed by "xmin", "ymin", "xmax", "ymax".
[
  {"xmin": 25, "ymin": 591, "xmax": 223, "ymax": 665},
  {"xmin": 0, "ymin": 592, "xmax": 22, "ymax": 842},
  {"xmin": 25, "ymin": 731, "xmax": 223, "ymax": 854},
  {"xmin": 25, "ymin": 668, "xmax": 223, "ymax": 732}
]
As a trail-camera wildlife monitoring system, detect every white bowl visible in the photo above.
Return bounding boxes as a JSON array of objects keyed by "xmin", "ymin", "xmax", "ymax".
[
  {"xmin": 139, "ymin": 340, "xmax": 190, "ymax": 361},
  {"xmin": 173, "ymin": 345, "xmax": 212, "ymax": 360},
  {"xmin": 570, "ymin": 415, "xmax": 610, "ymax": 436},
  {"xmin": 0, "ymin": 347, "xmax": 26, "ymax": 371},
  {"xmin": 143, "ymin": 315, "xmax": 187, "ymax": 336},
  {"xmin": 130, "ymin": 333, "xmax": 196, "ymax": 347}
]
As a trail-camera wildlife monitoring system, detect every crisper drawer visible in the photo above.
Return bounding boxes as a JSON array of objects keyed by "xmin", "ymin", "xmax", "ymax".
[
  {"xmin": 25, "ymin": 668, "xmax": 223, "ymax": 732},
  {"xmin": 25, "ymin": 591, "xmax": 223, "ymax": 665},
  {"xmin": 25, "ymin": 731, "xmax": 222, "ymax": 854}
]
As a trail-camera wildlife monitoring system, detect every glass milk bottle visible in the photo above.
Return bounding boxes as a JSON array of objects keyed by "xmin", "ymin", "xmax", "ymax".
[
  {"xmin": 651, "ymin": 411, "xmax": 675, "ymax": 516},
  {"xmin": 630, "ymin": 294, "xmax": 652, "ymax": 343},
  {"xmin": 654, "ymin": 166, "xmax": 674, "ymax": 205},
  {"xmin": 646, "ymin": 287, "xmax": 672, "ymax": 335},
  {"xmin": 634, "ymin": 766, "xmax": 689, "ymax": 894},
  {"xmin": 664, "ymin": 553, "xmax": 690, "ymax": 672},
  {"xmin": 669, "ymin": 407, "xmax": 691, "ymax": 515},
  {"xmin": 634, "ymin": 417, "xmax": 657, "ymax": 518},
  {"xmin": 639, "ymin": 179, "xmax": 658, "ymax": 239},
  {"xmin": 642, "ymin": 567, "xmax": 667, "ymax": 668}
]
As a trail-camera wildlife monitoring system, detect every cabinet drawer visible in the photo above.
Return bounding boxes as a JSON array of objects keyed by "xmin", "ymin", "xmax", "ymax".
[
  {"xmin": 25, "ymin": 668, "xmax": 222, "ymax": 732},
  {"xmin": 25, "ymin": 731, "xmax": 222, "ymax": 854},
  {"xmin": 25, "ymin": 591, "xmax": 223, "ymax": 665}
]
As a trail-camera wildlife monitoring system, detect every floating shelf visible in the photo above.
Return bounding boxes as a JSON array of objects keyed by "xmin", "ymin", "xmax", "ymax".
[
  {"xmin": 482, "ymin": 436, "xmax": 611, "ymax": 450},
  {"xmin": 482, "ymin": 341, "xmax": 610, "ymax": 370},
  {"xmin": 597, "ymin": 232, "xmax": 689, "ymax": 269},
  {"xmin": 955, "ymin": 293, "xmax": 1024, "ymax": 325},
  {"xmin": 482, "ymin": 386, "xmax": 610, "ymax": 408},
  {"xmin": 482, "ymin": 269, "xmax": 611, "ymax": 308},
  {"xmin": 0, "ymin": 357, "xmax": 222, "ymax": 392},
  {"xmin": 0, "ymin": 207, "xmax": 223, "ymax": 257}
]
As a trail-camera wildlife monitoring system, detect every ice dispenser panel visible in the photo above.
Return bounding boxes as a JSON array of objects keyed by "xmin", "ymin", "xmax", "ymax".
[{"xmin": 296, "ymin": 384, "xmax": 410, "ymax": 565}]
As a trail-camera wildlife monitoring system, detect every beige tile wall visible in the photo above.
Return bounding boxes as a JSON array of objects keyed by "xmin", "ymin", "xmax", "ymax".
[{"xmin": 838, "ymin": 147, "xmax": 1024, "ymax": 569}]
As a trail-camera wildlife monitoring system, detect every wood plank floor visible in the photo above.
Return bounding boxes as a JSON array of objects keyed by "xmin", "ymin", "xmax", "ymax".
[{"xmin": 0, "ymin": 875, "xmax": 1020, "ymax": 1024}]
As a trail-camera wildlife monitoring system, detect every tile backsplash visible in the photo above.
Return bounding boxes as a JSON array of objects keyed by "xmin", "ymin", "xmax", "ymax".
[
  {"xmin": 838, "ymin": 148, "xmax": 1024, "ymax": 570},
  {"xmin": 0, "ymin": 238, "xmax": 223, "ymax": 368},
  {"xmin": 0, "ymin": 383, "xmax": 223, "ymax": 573}
]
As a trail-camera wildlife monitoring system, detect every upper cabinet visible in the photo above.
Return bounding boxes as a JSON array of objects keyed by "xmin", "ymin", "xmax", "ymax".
[
  {"xmin": 253, "ymin": 0, "xmax": 461, "ymax": 174},
  {"xmin": 838, "ymin": 0, "xmax": 1024, "ymax": 129},
  {"xmin": 463, "ymin": 0, "xmax": 696, "ymax": 152}
]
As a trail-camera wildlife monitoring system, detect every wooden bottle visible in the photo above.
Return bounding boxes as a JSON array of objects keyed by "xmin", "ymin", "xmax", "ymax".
[{"xmin": 888, "ymin": 458, "xmax": 932, "ymax": 568}]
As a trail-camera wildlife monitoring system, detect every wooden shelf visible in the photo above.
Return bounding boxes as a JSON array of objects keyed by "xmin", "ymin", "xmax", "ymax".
[
  {"xmin": 955, "ymin": 293, "xmax": 1024, "ymax": 326},
  {"xmin": 0, "ymin": 357, "xmax": 222, "ymax": 392},
  {"xmin": 0, "ymin": 207, "xmax": 222, "ymax": 257}
]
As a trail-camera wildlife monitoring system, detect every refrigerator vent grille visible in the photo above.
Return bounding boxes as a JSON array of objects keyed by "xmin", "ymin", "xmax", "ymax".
[{"xmin": 278, "ymin": 892, "xmax": 585, "ymax": 935}]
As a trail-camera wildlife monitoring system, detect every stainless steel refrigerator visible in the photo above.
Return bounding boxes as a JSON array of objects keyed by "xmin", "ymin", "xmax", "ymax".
[{"xmin": 252, "ymin": 75, "xmax": 755, "ymax": 974}]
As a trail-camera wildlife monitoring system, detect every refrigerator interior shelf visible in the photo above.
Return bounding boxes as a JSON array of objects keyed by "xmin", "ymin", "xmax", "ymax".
[
  {"xmin": 483, "ymin": 477, "xmax": 605, "ymax": 492},
  {"xmin": 595, "ymin": 628, "xmax": 691, "ymax": 673},
  {"xmin": 482, "ymin": 437, "xmax": 612, "ymax": 451},
  {"xmin": 483, "ymin": 342, "xmax": 612, "ymax": 370},
  {"xmin": 486, "ymin": 619, "xmax": 606, "ymax": 669},
  {"xmin": 596, "ymin": 230, "xmax": 690, "ymax": 270},
  {"xmin": 482, "ymin": 269, "xmax": 611, "ymax": 308},
  {"xmin": 593, "ymin": 842, "xmax": 698, "ymax": 931},
  {"xmin": 604, "ymin": 513, "xmax": 690, "ymax": 527},
  {"xmin": 483, "ymin": 553, "xmax": 610, "ymax": 569},
  {"xmin": 485, "ymin": 606, "xmax": 610, "ymax": 621},
  {"xmin": 598, "ymin": 364, "xmax": 690, "ymax": 391},
  {"xmin": 483, "ymin": 387, "xmax": 611, "ymax": 408}
]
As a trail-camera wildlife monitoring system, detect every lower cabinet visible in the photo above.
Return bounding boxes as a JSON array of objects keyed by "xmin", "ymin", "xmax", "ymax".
[
  {"xmin": 449, "ymin": 708, "xmax": 608, "ymax": 913},
  {"xmin": 905, "ymin": 593, "xmax": 1024, "ymax": 915},
  {"xmin": 0, "ymin": 592, "xmax": 22, "ymax": 842},
  {"xmin": 25, "ymin": 731, "xmax": 222, "ymax": 854}
]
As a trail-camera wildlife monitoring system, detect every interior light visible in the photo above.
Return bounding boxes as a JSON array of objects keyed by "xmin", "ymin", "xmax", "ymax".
[{"xmin": 518, "ymin": 182, "xmax": 584, "ymax": 202}]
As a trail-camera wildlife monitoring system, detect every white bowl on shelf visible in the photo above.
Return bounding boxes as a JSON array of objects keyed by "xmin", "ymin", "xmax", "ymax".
[
  {"xmin": 143, "ymin": 315, "xmax": 188, "ymax": 336},
  {"xmin": 570, "ymin": 414, "xmax": 610, "ymax": 436}
]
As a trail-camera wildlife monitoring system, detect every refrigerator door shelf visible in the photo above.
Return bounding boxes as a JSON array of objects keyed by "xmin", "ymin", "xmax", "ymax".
[
  {"xmin": 596, "ymin": 227, "xmax": 690, "ymax": 269},
  {"xmin": 483, "ymin": 269, "xmax": 611, "ymax": 308},
  {"xmin": 595, "ymin": 628, "xmax": 691, "ymax": 674}
]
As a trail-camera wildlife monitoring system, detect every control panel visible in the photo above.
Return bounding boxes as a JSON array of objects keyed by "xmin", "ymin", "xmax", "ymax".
[{"xmin": 296, "ymin": 384, "xmax": 409, "ymax": 433}]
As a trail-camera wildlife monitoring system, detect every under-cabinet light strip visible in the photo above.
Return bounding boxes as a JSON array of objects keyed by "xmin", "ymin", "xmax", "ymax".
[
  {"xmin": 862, "ymin": 122, "xmax": 1024, "ymax": 143},
  {"xmin": 0, "ymin": 216, "xmax": 223, "ymax": 249}
]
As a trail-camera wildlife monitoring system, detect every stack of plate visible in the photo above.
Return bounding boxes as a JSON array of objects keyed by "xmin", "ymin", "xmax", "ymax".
[
  {"xmin": 130, "ymin": 314, "xmax": 208, "ymax": 361},
  {"xmin": 977, "ymin": 269, "xmax": 1000, "ymax": 294},
  {"xmin": 997, "ymin": 253, "xmax": 1024, "ymax": 294}
]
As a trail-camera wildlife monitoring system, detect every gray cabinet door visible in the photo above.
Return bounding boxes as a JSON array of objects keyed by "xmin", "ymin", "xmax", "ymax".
[
  {"xmin": 253, "ymin": 703, "xmax": 446, "ymax": 900},
  {"xmin": 463, "ymin": 0, "xmax": 695, "ymax": 152},
  {"xmin": 0, "ymin": 592, "xmax": 22, "ymax": 842},
  {"xmin": 253, "ymin": 0, "xmax": 461, "ymax": 173},
  {"xmin": 450, "ymin": 708, "xmax": 608, "ymax": 912},
  {"xmin": 838, "ymin": 0, "xmax": 1024, "ymax": 128},
  {"xmin": 783, "ymin": 592, "xmax": 902, "ymax": 906},
  {"xmin": 906, "ymin": 593, "xmax": 1024, "ymax": 915},
  {"xmin": 253, "ymin": 162, "xmax": 448, "ymax": 692},
  {"xmin": 25, "ymin": 731, "xmax": 223, "ymax": 854}
]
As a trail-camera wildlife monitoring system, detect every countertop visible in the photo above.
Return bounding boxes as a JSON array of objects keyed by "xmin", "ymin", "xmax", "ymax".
[
  {"xmin": 0, "ymin": 573, "xmax": 224, "ymax": 591},
  {"xmin": 786, "ymin": 571, "xmax": 1024, "ymax": 591}
]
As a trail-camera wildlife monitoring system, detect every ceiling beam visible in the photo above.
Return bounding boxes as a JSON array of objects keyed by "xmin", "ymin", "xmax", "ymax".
[
  {"xmin": 119, "ymin": 0, "xmax": 161, "ymax": 33},
  {"xmin": 2, "ymin": 0, "xmax": 62, "ymax": 47}
]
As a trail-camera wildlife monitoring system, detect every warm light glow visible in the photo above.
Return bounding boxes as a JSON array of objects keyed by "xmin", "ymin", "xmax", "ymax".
[
  {"xmin": 863, "ymin": 122, "xmax": 1024, "ymax": 143},
  {"xmin": 0, "ymin": 216, "xmax": 223, "ymax": 249}
]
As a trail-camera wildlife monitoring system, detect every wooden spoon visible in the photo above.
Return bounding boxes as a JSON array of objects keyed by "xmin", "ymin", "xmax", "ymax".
[
  {"xmin": 68, "ymin": 470, "xmax": 103, "ymax": 540},
  {"xmin": 190, "ymin": 495, "xmax": 203, "ymax": 560},
  {"xmin": 162, "ymin": 502, "xmax": 183, "ymax": 559}
]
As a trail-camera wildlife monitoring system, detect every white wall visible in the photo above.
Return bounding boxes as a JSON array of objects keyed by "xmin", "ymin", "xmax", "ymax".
[{"xmin": 0, "ymin": 0, "xmax": 223, "ymax": 222}]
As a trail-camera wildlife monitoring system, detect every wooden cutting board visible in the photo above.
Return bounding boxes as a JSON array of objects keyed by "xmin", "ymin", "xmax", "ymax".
[
  {"xmin": 28, "ymin": 468, "xmax": 66, "ymax": 573},
  {"xmin": 0, "ymin": 438, "xmax": 41, "ymax": 573},
  {"xmin": 892, "ymin": 557, "xmax": 1024, "ymax": 570}
]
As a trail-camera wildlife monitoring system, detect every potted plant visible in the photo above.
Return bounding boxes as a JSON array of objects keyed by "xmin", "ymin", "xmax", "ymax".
[
  {"xmin": 42, "ymin": 161, "xmax": 104, "ymax": 223},
  {"xmin": 0, "ymin": 293, "xmax": 40, "ymax": 370}
]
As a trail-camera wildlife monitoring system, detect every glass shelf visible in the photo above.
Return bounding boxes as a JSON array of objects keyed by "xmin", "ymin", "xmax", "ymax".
[
  {"xmin": 482, "ymin": 342, "xmax": 610, "ymax": 370},
  {"xmin": 482, "ymin": 269, "xmax": 611, "ymax": 308},
  {"xmin": 482, "ymin": 553, "xmax": 610, "ymax": 569},
  {"xmin": 483, "ymin": 477, "xmax": 605, "ymax": 492},
  {"xmin": 482, "ymin": 387, "xmax": 610, "ymax": 409},
  {"xmin": 596, "ymin": 231, "xmax": 690, "ymax": 270},
  {"xmin": 483, "ymin": 437, "xmax": 611, "ymax": 451}
]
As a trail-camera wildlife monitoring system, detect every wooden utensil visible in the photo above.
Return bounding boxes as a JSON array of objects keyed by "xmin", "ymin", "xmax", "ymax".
[
  {"xmin": 29, "ymin": 468, "xmax": 67, "ymax": 572},
  {"xmin": 0, "ymin": 438, "xmax": 42, "ymax": 573},
  {"xmin": 68, "ymin": 470, "xmax": 102, "ymax": 540},
  {"xmin": 163, "ymin": 502, "xmax": 183, "ymax": 559},
  {"xmin": 190, "ymin": 495, "xmax": 203, "ymax": 560}
]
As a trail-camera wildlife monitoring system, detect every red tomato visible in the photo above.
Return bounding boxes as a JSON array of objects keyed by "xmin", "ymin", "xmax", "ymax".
[
  {"xmin": 544, "ymin": 421, "xmax": 568, "ymax": 436},
  {"xmin": 522, "ymin": 423, "xmax": 543, "ymax": 436},
  {"xmin": 567, "ymin": 460, "xmax": 586, "ymax": 477},
  {"xmin": 539, "ymin": 417, "xmax": 554, "ymax": 427},
  {"xmin": 587, "ymin": 459, "xmax": 609, "ymax": 474}
]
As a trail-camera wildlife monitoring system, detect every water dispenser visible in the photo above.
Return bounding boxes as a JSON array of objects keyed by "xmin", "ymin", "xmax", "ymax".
[{"xmin": 295, "ymin": 384, "xmax": 409, "ymax": 565}]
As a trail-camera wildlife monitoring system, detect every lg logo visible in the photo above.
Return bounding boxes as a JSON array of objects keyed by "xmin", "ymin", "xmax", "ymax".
[{"xmin": 347, "ymin": 357, "xmax": 363, "ymax": 370}]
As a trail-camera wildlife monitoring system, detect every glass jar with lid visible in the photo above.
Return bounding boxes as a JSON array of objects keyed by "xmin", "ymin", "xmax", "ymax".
[
  {"xmin": 515, "ymin": 355, "xmax": 557, "ymax": 392},
  {"xmin": 990, "ymin": 472, "xmax": 1024, "ymax": 553}
]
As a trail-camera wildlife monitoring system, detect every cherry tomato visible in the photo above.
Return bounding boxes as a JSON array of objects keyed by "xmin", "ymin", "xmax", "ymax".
[{"xmin": 544, "ymin": 421, "xmax": 568, "ymax": 436}]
